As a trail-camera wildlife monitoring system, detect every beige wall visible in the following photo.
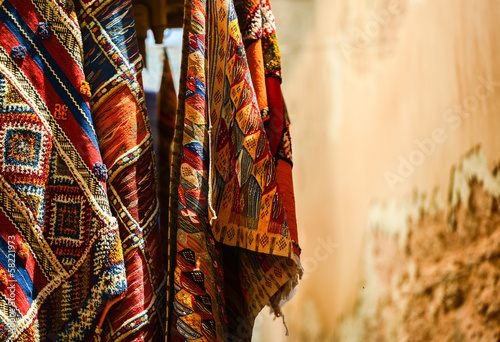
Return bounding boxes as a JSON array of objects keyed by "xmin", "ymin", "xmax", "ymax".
[{"xmin": 253, "ymin": 0, "xmax": 500, "ymax": 340}]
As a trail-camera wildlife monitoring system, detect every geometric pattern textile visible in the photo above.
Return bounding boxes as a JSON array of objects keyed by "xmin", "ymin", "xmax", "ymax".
[
  {"xmin": 0, "ymin": 0, "xmax": 300, "ymax": 340},
  {"xmin": 0, "ymin": 0, "xmax": 165, "ymax": 340},
  {"xmin": 76, "ymin": 0, "xmax": 167, "ymax": 340},
  {"xmin": 167, "ymin": 0, "xmax": 301, "ymax": 340}
]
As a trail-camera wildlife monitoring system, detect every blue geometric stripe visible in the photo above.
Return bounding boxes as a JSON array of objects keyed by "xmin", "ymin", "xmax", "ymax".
[
  {"xmin": 0, "ymin": 236, "xmax": 38, "ymax": 305},
  {"xmin": 87, "ymin": 0, "xmax": 140, "ymax": 64},
  {"xmin": 81, "ymin": 35, "xmax": 113, "ymax": 88},
  {"xmin": 0, "ymin": 1, "xmax": 100, "ymax": 151},
  {"xmin": 80, "ymin": 0, "xmax": 140, "ymax": 93}
]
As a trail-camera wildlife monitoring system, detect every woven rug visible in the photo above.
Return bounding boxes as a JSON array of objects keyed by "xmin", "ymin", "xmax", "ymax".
[
  {"xmin": 0, "ymin": 0, "xmax": 165, "ymax": 340},
  {"xmin": 167, "ymin": 0, "xmax": 302, "ymax": 340}
]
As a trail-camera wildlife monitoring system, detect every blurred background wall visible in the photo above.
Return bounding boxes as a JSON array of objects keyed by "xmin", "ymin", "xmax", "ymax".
[{"xmin": 250, "ymin": 0, "xmax": 500, "ymax": 340}]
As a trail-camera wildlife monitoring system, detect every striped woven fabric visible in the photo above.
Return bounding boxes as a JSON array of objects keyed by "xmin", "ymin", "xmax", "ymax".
[
  {"xmin": 167, "ymin": 0, "xmax": 302, "ymax": 340},
  {"xmin": 0, "ymin": 0, "xmax": 301, "ymax": 340},
  {"xmin": 0, "ymin": 0, "xmax": 165, "ymax": 340}
]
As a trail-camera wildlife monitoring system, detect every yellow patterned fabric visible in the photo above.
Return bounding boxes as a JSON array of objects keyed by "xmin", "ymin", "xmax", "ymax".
[{"xmin": 167, "ymin": 0, "xmax": 301, "ymax": 340}]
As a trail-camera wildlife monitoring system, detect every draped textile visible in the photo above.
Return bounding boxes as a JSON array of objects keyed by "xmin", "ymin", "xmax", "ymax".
[
  {"xmin": 156, "ymin": 51, "xmax": 179, "ymax": 338},
  {"xmin": 0, "ymin": 0, "xmax": 165, "ymax": 340},
  {"xmin": 167, "ymin": 0, "xmax": 301, "ymax": 340},
  {"xmin": 157, "ymin": 52, "xmax": 178, "ymax": 209}
]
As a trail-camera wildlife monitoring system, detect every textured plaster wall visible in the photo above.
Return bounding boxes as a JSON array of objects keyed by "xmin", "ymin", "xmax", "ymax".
[
  {"xmin": 336, "ymin": 148, "xmax": 500, "ymax": 341},
  {"xmin": 253, "ymin": 0, "xmax": 500, "ymax": 340}
]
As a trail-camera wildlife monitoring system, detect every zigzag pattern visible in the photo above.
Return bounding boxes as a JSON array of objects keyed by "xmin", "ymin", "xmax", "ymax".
[
  {"xmin": 30, "ymin": 0, "xmax": 85, "ymax": 72},
  {"xmin": 169, "ymin": 0, "xmax": 300, "ymax": 339},
  {"xmin": 0, "ymin": 1, "xmax": 99, "ymax": 149},
  {"xmin": 0, "ymin": 47, "xmax": 112, "ymax": 222}
]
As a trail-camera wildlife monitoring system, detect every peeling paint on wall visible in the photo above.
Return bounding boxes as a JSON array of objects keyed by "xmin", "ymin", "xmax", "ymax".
[
  {"xmin": 368, "ymin": 189, "xmax": 443, "ymax": 248},
  {"xmin": 449, "ymin": 146, "xmax": 500, "ymax": 228},
  {"xmin": 334, "ymin": 146, "xmax": 500, "ymax": 341}
]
